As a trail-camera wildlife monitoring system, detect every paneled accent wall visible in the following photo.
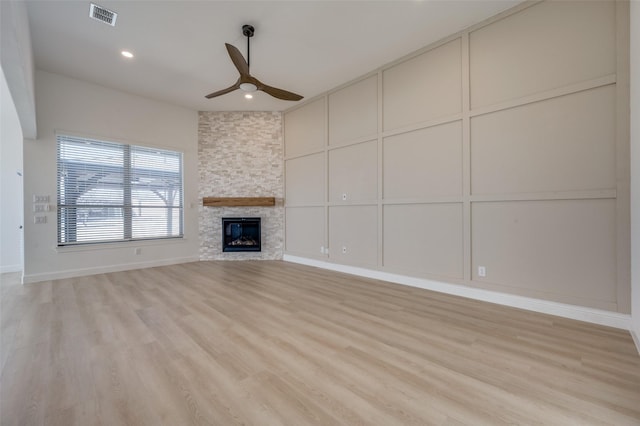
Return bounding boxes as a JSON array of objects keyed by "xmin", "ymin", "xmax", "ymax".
[
  {"xmin": 283, "ymin": 0, "xmax": 630, "ymax": 312},
  {"xmin": 199, "ymin": 112, "xmax": 283, "ymax": 260}
]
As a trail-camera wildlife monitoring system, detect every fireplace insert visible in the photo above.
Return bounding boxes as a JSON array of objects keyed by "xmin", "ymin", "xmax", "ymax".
[{"xmin": 222, "ymin": 217, "xmax": 261, "ymax": 252}]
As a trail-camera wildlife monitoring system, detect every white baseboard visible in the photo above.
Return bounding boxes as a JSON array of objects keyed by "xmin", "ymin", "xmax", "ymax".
[
  {"xmin": 21, "ymin": 256, "xmax": 200, "ymax": 284},
  {"xmin": 0, "ymin": 264, "xmax": 22, "ymax": 274},
  {"xmin": 283, "ymin": 255, "xmax": 632, "ymax": 331},
  {"xmin": 631, "ymin": 329, "xmax": 640, "ymax": 355}
]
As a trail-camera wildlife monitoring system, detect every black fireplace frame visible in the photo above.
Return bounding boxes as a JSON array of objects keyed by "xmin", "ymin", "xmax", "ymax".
[{"xmin": 222, "ymin": 217, "xmax": 262, "ymax": 252}]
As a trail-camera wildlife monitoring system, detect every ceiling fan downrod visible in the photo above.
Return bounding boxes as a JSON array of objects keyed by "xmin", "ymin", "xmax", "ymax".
[{"xmin": 242, "ymin": 24, "xmax": 254, "ymax": 69}]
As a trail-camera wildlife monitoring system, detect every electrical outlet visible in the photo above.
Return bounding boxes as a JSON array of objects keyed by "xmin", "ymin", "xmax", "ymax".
[
  {"xmin": 478, "ymin": 266, "xmax": 486, "ymax": 277},
  {"xmin": 33, "ymin": 195, "xmax": 50, "ymax": 203},
  {"xmin": 342, "ymin": 193, "xmax": 347, "ymax": 201},
  {"xmin": 134, "ymin": 248, "xmax": 141, "ymax": 255},
  {"xmin": 34, "ymin": 216, "xmax": 47, "ymax": 224},
  {"xmin": 320, "ymin": 246, "xmax": 325, "ymax": 254}
]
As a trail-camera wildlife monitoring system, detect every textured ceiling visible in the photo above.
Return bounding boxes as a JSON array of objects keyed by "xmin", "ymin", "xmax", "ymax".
[{"xmin": 26, "ymin": 1, "xmax": 522, "ymax": 112}]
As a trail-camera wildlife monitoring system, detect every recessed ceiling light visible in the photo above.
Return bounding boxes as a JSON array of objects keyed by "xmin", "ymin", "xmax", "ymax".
[
  {"xmin": 244, "ymin": 93, "xmax": 253, "ymax": 99},
  {"xmin": 121, "ymin": 50, "xmax": 134, "ymax": 59}
]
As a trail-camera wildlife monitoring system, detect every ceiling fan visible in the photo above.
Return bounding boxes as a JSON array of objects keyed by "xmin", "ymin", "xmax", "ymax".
[{"xmin": 205, "ymin": 25, "xmax": 304, "ymax": 102}]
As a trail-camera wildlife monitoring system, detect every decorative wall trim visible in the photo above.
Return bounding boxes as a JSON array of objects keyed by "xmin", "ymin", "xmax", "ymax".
[
  {"xmin": 22, "ymin": 255, "xmax": 200, "ymax": 284},
  {"xmin": 284, "ymin": 254, "xmax": 632, "ymax": 331},
  {"xmin": 283, "ymin": 1, "xmax": 630, "ymax": 315}
]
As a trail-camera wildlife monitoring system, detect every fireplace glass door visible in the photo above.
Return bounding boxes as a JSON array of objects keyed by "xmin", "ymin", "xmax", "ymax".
[{"xmin": 222, "ymin": 217, "xmax": 261, "ymax": 252}]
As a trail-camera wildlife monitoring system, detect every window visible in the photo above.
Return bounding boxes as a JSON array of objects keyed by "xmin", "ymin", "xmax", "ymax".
[{"xmin": 57, "ymin": 135, "xmax": 183, "ymax": 246}]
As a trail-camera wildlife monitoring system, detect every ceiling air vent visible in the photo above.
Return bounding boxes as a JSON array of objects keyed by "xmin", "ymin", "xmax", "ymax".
[{"xmin": 89, "ymin": 3, "xmax": 117, "ymax": 27}]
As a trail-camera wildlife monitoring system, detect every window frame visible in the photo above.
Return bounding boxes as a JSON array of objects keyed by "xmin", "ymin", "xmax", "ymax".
[{"xmin": 56, "ymin": 134, "xmax": 184, "ymax": 247}]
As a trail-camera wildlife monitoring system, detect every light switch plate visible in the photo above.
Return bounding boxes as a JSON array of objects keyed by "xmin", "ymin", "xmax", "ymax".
[{"xmin": 478, "ymin": 266, "xmax": 486, "ymax": 277}]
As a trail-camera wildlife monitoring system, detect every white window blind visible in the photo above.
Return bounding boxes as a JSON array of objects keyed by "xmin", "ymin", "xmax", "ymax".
[{"xmin": 57, "ymin": 135, "xmax": 183, "ymax": 246}]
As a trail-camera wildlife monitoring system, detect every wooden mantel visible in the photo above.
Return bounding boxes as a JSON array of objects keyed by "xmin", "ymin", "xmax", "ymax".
[{"xmin": 202, "ymin": 197, "xmax": 276, "ymax": 207}]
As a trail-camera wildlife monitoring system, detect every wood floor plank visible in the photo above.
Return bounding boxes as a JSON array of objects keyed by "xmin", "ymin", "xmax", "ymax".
[{"xmin": 1, "ymin": 261, "xmax": 639, "ymax": 425}]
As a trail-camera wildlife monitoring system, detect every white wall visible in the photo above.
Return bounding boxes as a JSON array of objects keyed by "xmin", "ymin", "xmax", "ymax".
[
  {"xmin": 284, "ymin": 1, "xmax": 632, "ymax": 330},
  {"xmin": 0, "ymin": 0, "xmax": 33, "ymax": 275},
  {"xmin": 0, "ymin": 0, "xmax": 36, "ymax": 139},
  {"xmin": 23, "ymin": 70, "xmax": 200, "ymax": 283},
  {"xmin": 0, "ymin": 67, "xmax": 24, "ymax": 273},
  {"xmin": 630, "ymin": 0, "xmax": 640, "ymax": 350}
]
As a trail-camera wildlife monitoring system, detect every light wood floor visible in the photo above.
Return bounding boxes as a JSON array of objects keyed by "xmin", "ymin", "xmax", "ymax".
[{"xmin": 1, "ymin": 261, "xmax": 639, "ymax": 425}]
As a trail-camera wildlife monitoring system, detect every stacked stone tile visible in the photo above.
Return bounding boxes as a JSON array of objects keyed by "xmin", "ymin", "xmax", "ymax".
[{"xmin": 198, "ymin": 112, "xmax": 284, "ymax": 260}]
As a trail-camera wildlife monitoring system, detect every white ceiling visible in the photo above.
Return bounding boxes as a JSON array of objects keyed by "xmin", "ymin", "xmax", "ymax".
[{"xmin": 26, "ymin": 0, "xmax": 522, "ymax": 112}]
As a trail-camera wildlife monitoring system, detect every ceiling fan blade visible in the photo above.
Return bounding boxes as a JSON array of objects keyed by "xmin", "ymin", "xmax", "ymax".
[
  {"xmin": 225, "ymin": 43, "xmax": 249, "ymax": 77},
  {"xmin": 206, "ymin": 27, "xmax": 302, "ymax": 102},
  {"xmin": 205, "ymin": 81, "xmax": 240, "ymax": 99},
  {"xmin": 257, "ymin": 81, "xmax": 304, "ymax": 101}
]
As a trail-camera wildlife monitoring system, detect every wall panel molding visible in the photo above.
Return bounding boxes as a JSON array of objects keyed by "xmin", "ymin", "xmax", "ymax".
[{"xmin": 283, "ymin": 0, "xmax": 630, "ymax": 315}]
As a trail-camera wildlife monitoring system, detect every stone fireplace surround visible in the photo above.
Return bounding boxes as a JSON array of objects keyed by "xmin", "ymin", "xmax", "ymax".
[{"xmin": 198, "ymin": 111, "xmax": 284, "ymax": 260}]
